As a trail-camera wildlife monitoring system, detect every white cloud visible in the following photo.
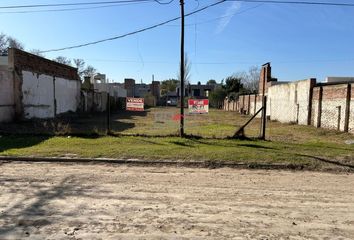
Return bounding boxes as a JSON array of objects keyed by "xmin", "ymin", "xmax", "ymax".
[{"xmin": 215, "ymin": 2, "xmax": 242, "ymax": 34}]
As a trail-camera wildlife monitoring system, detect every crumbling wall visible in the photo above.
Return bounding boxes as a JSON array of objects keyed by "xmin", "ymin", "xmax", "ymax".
[
  {"xmin": 8, "ymin": 48, "xmax": 80, "ymax": 120},
  {"xmin": 0, "ymin": 66, "xmax": 14, "ymax": 122}
]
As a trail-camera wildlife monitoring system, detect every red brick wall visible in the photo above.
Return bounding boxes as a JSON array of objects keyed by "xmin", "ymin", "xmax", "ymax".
[
  {"xmin": 322, "ymin": 84, "xmax": 348, "ymax": 100},
  {"xmin": 9, "ymin": 48, "xmax": 79, "ymax": 80}
]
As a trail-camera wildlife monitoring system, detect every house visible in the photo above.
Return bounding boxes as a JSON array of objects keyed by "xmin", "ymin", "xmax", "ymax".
[
  {"xmin": 177, "ymin": 82, "xmax": 218, "ymax": 99},
  {"xmin": 0, "ymin": 48, "xmax": 81, "ymax": 122}
]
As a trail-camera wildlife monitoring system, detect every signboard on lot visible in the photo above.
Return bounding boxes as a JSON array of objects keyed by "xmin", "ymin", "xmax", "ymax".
[
  {"xmin": 126, "ymin": 97, "xmax": 144, "ymax": 111},
  {"xmin": 188, "ymin": 99, "xmax": 209, "ymax": 114}
]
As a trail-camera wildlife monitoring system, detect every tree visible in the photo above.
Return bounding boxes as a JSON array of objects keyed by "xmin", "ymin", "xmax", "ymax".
[
  {"xmin": 0, "ymin": 33, "xmax": 24, "ymax": 55},
  {"xmin": 53, "ymin": 56, "xmax": 72, "ymax": 66},
  {"xmin": 0, "ymin": 33, "xmax": 7, "ymax": 54},
  {"xmin": 160, "ymin": 79, "xmax": 179, "ymax": 96},
  {"xmin": 207, "ymin": 79, "xmax": 217, "ymax": 85},
  {"xmin": 209, "ymin": 87, "xmax": 227, "ymax": 108},
  {"xmin": 73, "ymin": 58, "xmax": 86, "ymax": 79},
  {"xmin": 177, "ymin": 53, "xmax": 191, "ymax": 85},
  {"xmin": 243, "ymin": 66, "xmax": 260, "ymax": 93},
  {"xmin": 83, "ymin": 65, "xmax": 97, "ymax": 77},
  {"xmin": 29, "ymin": 49, "xmax": 45, "ymax": 57},
  {"xmin": 7, "ymin": 36, "xmax": 24, "ymax": 50},
  {"xmin": 224, "ymin": 75, "xmax": 244, "ymax": 94}
]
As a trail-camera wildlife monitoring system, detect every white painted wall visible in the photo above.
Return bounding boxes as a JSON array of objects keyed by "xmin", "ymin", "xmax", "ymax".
[
  {"xmin": 55, "ymin": 77, "xmax": 80, "ymax": 114},
  {"xmin": 22, "ymin": 71, "xmax": 55, "ymax": 119},
  {"xmin": 21, "ymin": 71, "xmax": 81, "ymax": 119},
  {"xmin": 349, "ymin": 98, "xmax": 354, "ymax": 134},
  {"xmin": 268, "ymin": 79, "xmax": 312, "ymax": 125},
  {"xmin": 0, "ymin": 67, "xmax": 14, "ymax": 122}
]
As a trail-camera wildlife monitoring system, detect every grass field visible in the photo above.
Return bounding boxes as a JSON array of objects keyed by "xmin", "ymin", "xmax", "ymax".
[{"xmin": 0, "ymin": 107, "xmax": 353, "ymax": 170}]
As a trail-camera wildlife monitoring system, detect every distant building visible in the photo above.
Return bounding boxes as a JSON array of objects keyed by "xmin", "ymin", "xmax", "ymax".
[
  {"xmin": 123, "ymin": 78, "xmax": 161, "ymax": 99},
  {"xmin": 325, "ymin": 77, "xmax": 354, "ymax": 83},
  {"xmin": 124, "ymin": 78, "xmax": 135, "ymax": 97},
  {"xmin": 177, "ymin": 82, "xmax": 219, "ymax": 99}
]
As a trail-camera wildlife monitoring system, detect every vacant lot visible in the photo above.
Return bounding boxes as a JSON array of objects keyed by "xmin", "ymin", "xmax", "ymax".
[
  {"xmin": 0, "ymin": 107, "xmax": 353, "ymax": 169},
  {"xmin": 0, "ymin": 162, "xmax": 353, "ymax": 239}
]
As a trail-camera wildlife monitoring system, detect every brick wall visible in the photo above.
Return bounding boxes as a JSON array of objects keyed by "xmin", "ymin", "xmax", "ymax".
[
  {"xmin": 312, "ymin": 83, "xmax": 353, "ymax": 132},
  {"xmin": 7, "ymin": 48, "xmax": 80, "ymax": 120},
  {"xmin": 9, "ymin": 48, "xmax": 78, "ymax": 80}
]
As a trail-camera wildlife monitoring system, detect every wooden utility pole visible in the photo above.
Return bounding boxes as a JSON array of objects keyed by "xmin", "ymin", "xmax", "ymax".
[{"xmin": 179, "ymin": 0, "xmax": 185, "ymax": 137}]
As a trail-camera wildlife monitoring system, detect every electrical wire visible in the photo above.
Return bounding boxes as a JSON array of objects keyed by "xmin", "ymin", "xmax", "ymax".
[
  {"xmin": 227, "ymin": 0, "xmax": 354, "ymax": 7},
  {"xmin": 1, "ymin": 0, "xmax": 353, "ymax": 10},
  {"xmin": 39, "ymin": 0, "xmax": 229, "ymax": 53},
  {"xmin": 0, "ymin": 2, "xmax": 152, "ymax": 14},
  {"xmin": 0, "ymin": 0, "xmax": 157, "ymax": 9}
]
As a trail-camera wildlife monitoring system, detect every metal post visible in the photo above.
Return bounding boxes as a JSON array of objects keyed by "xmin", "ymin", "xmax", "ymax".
[
  {"xmin": 179, "ymin": 0, "xmax": 185, "ymax": 137},
  {"xmin": 106, "ymin": 92, "xmax": 111, "ymax": 135}
]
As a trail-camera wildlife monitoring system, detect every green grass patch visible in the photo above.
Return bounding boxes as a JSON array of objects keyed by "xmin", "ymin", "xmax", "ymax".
[{"xmin": 1, "ymin": 135, "xmax": 353, "ymax": 170}]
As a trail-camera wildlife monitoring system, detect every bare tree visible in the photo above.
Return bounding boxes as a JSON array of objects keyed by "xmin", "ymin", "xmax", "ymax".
[
  {"xmin": 83, "ymin": 65, "xmax": 97, "ymax": 77},
  {"xmin": 29, "ymin": 49, "xmax": 45, "ymax": 57},
  {"xmin": 0, "ymin": 33, "xmax": 24, "ymax": 55},
  {"xmin": 7, "ymin": 36, "xmax": 24, "ymax": 50},
  {"xmin": 53, "ymin": 56, "xmax": 72, "ymax": 66},
  {"xmin": 0, "ymin": 33, "xmax": 7, "ymax": 54},
  {"xmin": 73, "ymin": 58, "xmax": 86, "ymax": 79},
  {"xmin": 231, "ymin": 66, "xmax": 260, "ymax": 94},
  {"xmin": 244, "ymin": 66, "xmax": 260, "ymax": 93}
]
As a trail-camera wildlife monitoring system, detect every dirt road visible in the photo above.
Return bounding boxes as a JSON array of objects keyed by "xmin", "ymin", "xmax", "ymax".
[{"xmin": 0, "ymin": 162, "xmax": 353, "ymax": 239}]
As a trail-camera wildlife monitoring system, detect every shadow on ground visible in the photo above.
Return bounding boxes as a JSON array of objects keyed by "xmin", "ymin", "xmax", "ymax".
[{"xmin": 0, "ymin": 174, "xmax": 108, "ymax": 238}]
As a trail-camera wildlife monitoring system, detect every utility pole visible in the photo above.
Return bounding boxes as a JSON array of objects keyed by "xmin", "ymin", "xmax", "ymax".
[{"xmin": 179, "ymin": 0, "xmax": 185, "ymax": 137}]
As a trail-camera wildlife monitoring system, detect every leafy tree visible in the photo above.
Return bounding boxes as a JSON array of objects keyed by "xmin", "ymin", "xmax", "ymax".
[
  {"xmin": 207, "ymin": 79, "xmax": 217, "ymax": 85},
  {"xmin": 161, "ymin": 78, "xmax": 179, "ymax": 96},
  {"xmin": 209, "ymin": 87, "xmax": 227, "ymax": 108},
  {"xmin": 223, "ymin": 75, "xmax": 244, "ymax": 95},
  {"xmin": 53, "ymin": 56, "xmax": 72, "ymax": 66}
]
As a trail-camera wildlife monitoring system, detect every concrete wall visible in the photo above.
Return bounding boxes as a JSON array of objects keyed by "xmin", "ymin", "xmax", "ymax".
[
  {"xmin": 0, "ymin": 48, "xmax": 81, "ymax": 122},
  {"xmin": 22, "ymin": 71, "xmax": 55, "ymax": 119},
  {"xmin": 0, "ymin": 66, "xmax": 14, "ymax": 122},
  {"xmin": 349, "ymin": 86, "xmax": 354, "ymax": 133},
  {"xmin": 268, "ymin": 79, "xmax": 314, "ymax": 125},
  {"xmin": 55, "ymin": 77, "xmax": 81, "ymax": 115}
]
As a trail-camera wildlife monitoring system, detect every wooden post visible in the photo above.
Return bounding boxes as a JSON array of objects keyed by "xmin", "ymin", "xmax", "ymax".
[
  {"xmin": 260, "ymin": 96, "xmax": 267, "ymax": 140},
  {"xmin": 344, "ymin": 84, "xmax": 351, "ymax": 132},
  {"xmin": 179, "ymin": 0, "xmax": 185, "ymax": 137}
]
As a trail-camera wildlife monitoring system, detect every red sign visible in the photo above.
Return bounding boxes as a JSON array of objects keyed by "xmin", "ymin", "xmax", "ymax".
[
  {"xmin": 126, "ymin": 97, "xmax": 144, "ymax": 111},
  {"xmin": 188, "ymin": 99, "xmax": 209, "ymax": 114}
]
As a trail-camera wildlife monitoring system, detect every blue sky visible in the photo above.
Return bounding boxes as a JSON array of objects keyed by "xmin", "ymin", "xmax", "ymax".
[{"xmin": 1, "ymin": 0, "xmax": 354, "ymax": 84}]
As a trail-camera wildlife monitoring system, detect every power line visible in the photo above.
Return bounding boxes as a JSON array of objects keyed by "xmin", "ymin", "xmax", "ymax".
[
  {"xmin": 40, "ymin": 0, "xmax": 228, "ymax": 53},
  {"xmin": 0, "ymin": 2, "xmax": 152, "ymax": 14},
  {"xmin": 1, "ymin": 0, "xmax": 353, "ymax": 10},
  {"xmin": 0, "ymin": 0, "xmax": 163, "ymax": 9},
  {"xmin": 227, "ymin": 0, "xmax": 354, "ymax": 7}
]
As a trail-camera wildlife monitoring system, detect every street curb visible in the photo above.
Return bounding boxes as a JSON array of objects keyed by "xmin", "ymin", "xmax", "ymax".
[{"xmin": 0, "ymin": 156, "xmax": 307, "ymax": 170}]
